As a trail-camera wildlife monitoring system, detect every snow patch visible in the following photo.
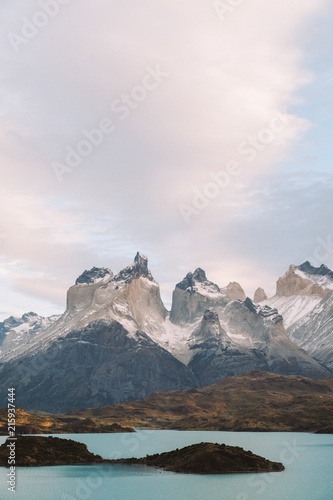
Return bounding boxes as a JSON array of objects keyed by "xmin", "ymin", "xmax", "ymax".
[
  {"xmin": 295, "ymin": 269, "xmax": 333, "ymax": 291},
  {"xmin": 262, "ymin": 295, "xmax": 322, "ymax": 328}
]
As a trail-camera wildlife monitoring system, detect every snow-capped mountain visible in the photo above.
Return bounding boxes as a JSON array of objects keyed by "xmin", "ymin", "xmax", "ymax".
[
  {"xmin": 0, "ymin": 253, "xmax": 195, "ymax": 412},
  {"xmin": 187, "ymin": 309, "xmax": 268, "ymax": 386},
  {"xmin": 0, "ymin": 254, "xmax": 331, "ymax": 412},
  {"xmin": 258, "ymin": 261, "xmax": 333, "ymax": 370},
  {"xmin": 0, "ymin": 312, "xmax": 60, "ymax": 355}
]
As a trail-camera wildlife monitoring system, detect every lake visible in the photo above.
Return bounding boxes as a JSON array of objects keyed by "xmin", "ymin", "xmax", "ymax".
[{"xmin": 1, "ymin": 431, "xmax": 333, "ymax": 499}]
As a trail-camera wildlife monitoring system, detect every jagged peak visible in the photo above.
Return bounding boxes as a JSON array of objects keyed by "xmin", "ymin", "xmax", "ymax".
[
  {"xmin": 243, "ymin": 298, "xmax": 283, "ymax": 324},
  {"xmin": 113, "ymin": 252, "xmax": 154, "ymax": 284},
  {"xmin": 243, "ymin": 297, "xmax": 257, "ymax": 313},
  {"xmin": 253, "ymin": 287, "xmax": 268, "ymax": 303},
  {"xmin": 224, "ymin": 282, "xmax": 246, "ymax": 302},
  {"xmin": 134, "ymin": 251, "xmax": 148, "ymax": 266},
  {"xmin": 276, "ymin": 261, "xmax": 333, "ymax": 296},
  {"xmin": 193, "ymin": 268, "xmax": 207, "ymax": 282},
  {"xmin": 75, "ymin": 267, "xmax": 113, "ymax": 286},
  {"xmin": 1, "ymin": 312, "xmax": 41, "ymax": 327},
  {"xmin": 22, "ymin": 311, "xmax": 39, "ymax": 319},
  {"xmin": 190, "ymin": 308, "xmax": 232, "ymax": 344},
  {"xmin": 296, "ymin": 261, "xmax": 333, "ymax": 280},
  {"xmin": 259, "ymin": 305, "xmax": 283, "ymax": 323},
  {"xmin": 176, "ymin": 269, "xmax": 220, "ymax": 296}
]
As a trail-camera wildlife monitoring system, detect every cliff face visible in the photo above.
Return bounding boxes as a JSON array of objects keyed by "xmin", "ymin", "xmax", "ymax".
[
  {"xmin": 170, "ymin": 268, "xmax": 227, "ymax": 324},
  {"xmin": 224, "ymin": 282, "xmax": 246, "ymax": 302},
  {"xmin": 276, "ymin": 265, "xmax": 325, "ymax": 297},
  {"xmin": 66, "ymin": 252, "xmax": 167, "ymax": 334},
  {"xmin": 263, "ymin": 262, "xmax": 333, "ymax": 370},
  {"xmin": 187, "ymin": 309, "xmax": 268, "ymax": 386}
]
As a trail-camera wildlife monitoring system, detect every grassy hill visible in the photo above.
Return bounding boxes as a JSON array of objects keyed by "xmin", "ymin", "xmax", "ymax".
[
  {"xmin": 1, "ymin": 371, "xmax": 332, "ymax": 433},
  {"xmin": 0, "ymin": 408, "xmax": 134, "ymax": 435},
  {"xmin": 111, "ymin": 442, "xmax": 285, "ymax": 474},
  {"xmin": 70, "ymin": 371, "xmax": 333, "ymax": 432}
]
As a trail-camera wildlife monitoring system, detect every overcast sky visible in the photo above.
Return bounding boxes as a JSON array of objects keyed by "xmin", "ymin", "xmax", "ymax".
[{"xmin": 0, "ymin": 0, "xmax": 332, "ymax": 319}]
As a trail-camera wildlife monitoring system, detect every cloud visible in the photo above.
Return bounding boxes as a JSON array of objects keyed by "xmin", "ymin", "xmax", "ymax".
[{"xmin": 0, "ymin": 0, "xmax": 331, "ymax": 316}]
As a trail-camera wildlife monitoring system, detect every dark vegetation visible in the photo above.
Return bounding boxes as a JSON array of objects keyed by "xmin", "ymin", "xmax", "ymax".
[
  {"xmin": 110, "ymin": 442, "xmax": 285, "ymax": 474},
  {"xmin": 0, "ymin": 436, "xmax": 104, "ymax": 466}
]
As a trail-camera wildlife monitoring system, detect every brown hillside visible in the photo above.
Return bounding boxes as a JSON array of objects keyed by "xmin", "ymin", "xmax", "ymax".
[{"xmin": 69, "ymin": 371, "xmax": 333, "ymax": 432}]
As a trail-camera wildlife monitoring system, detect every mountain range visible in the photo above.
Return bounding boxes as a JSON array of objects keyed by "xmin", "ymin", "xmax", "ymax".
[{"xmin": 0, "ymin": 252, "xmax": 332, "ymax": 412}]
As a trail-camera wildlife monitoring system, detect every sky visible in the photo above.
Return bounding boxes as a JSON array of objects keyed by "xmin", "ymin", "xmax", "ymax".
[{"xmin": 0, "ymin": 0, "xmax": 332, "ymax": 320}]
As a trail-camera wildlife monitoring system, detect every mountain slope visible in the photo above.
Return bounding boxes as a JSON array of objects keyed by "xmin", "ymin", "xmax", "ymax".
[
  {"xmin": 0, "ymin": 320, "xmax": 197, "ymax": 413},
  {"xmin": 169, "ymin": 270, "xmax": 329, "ymax": 382},
  {"xmin": 260, "ymin": 262, "xmax": 333, "ymax": 370},
  {"xmin": 187, "ymin": 309, "xmax": 268, "ymax": 385},
  {"xmin": 0, "ymin": 312, "xmax": 60, "ymax": 355}
]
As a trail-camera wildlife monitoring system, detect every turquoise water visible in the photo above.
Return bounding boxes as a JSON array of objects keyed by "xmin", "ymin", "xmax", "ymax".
[{"xmin": 1, "ymin": 431, "xmax": 333, "ymax": 499}]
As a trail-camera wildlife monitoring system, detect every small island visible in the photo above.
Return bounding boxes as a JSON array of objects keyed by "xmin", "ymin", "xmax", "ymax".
[
  {"xmin": 0, "ymin": 436, "xmax": 104, "ymax": 467},
  {"xmin": 0, "ymin": 437, "xmax": 284, "ymax": 474},
  {"xmin": 111, "ymin": 442, "xmax": 285, "ymax": 474}
]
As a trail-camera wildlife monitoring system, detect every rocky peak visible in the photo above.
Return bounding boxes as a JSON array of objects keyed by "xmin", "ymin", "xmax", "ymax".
[
  {"xmin": 171, "ymin": 269, "xmax": 225, "ymax": 324},
  {"xmin": 253, "ymin": 287, "xmax": 268, "ymax": 303},
  {"xmin": 225, "ymin": 282, "xmax": 246, "ymax": 302},
  {"xmin": 2, "ymin": 316, "xmax": 22, "ymax": 328},
  {"xmin": 243, "ymin": 297, "xmax": 257, "ymax": 314},
  {"xmin": 134, "ymin": 251, "xmax": 148, "ymax": 267},
  {"xmin": 243, "ymin": 298, "xmax": 282, "ymax": 324},
  {"xmin": 191, "ymin": 309, "xmax": 231, "ymax": 343},
  {"xmin": 276, "ymin": 265, "xmax": 325, "ymax": 297},
  {"xmin": 22, "ymin": 311, "xmax": 38, "ymax": 319},
  {"xmin": 193, "ymin": 268, "xmax": 208, "ymax": 282},
  {"xmin": 259, "ymin": 305, "xmax": 283, "ymax": 324},
  {"xmin": 177, "ymin": 268, "xmax": 206, "ymax": 290},
  {"xmin": 1, "ymin": 312, "xmax": 41, "ymax": 332},
  {"xmin": 113, "ymin": 252, "xmax": 154, "ymax": 284},
  {"xmin": 176, "ymin": 268, "xmax": 220, "ymax": 294},
  {"xmin": 75, "ymin": 267, "xmax": 113, "ymax": 285},
  {"xmin": 297, "ymin": 261, "xmax": 333, "ymax": 280}
]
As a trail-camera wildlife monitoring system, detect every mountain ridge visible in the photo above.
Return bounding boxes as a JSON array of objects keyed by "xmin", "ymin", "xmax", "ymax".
[{"xmin": 0, "ymin": 254, "xmax": 332, "ymax": 412}]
